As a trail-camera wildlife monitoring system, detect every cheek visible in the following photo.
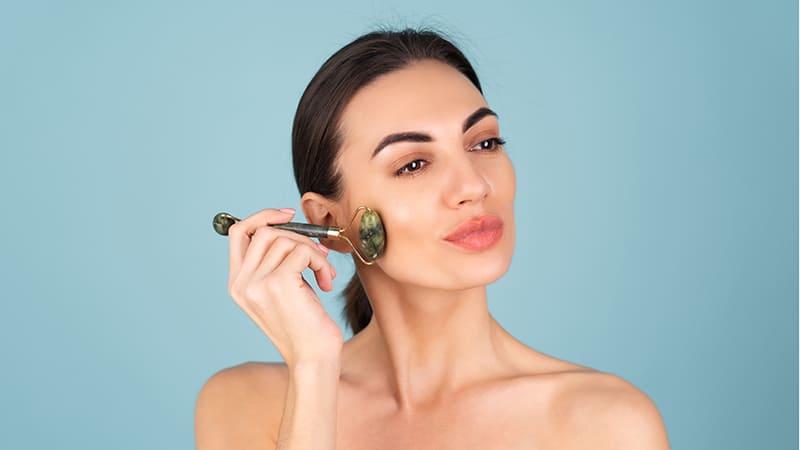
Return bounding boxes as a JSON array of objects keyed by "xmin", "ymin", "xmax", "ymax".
[
  {"xmin": 493, "ymin": 157, "xmax": 516, "ymax": 196},
  {"xmin": 378, "ymin": 194, "xmax": 430, "ymax": 251},
  {"xmin": 370, "ymin": 192, "xmax": 440, "ymax": 271}
]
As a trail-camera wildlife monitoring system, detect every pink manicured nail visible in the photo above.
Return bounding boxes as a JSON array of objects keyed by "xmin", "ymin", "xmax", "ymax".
[
  {"xmin": 317, "ymin": 242, "xmax": 329, "ymax": 254},
  {"xmin": 279, "ymin": 207, "xmax": 296, "ymax": 214}
]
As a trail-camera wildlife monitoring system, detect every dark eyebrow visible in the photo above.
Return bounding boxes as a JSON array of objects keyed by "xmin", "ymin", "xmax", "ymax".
[
  {"xmin": 370, "ymin": 132, "xmax": 432, "ymax": 160},
  {"xmin": 371, "ymin": 107, "xmax": 499, "ymax": 159},
  {"xmin": 462, "ymin": 107, "xmax": 498, "ymax": 133}
]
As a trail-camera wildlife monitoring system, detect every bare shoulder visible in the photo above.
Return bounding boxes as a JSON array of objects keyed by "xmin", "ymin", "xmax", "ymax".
[
  {"xmin": 550, "ymin": 370, "xmax": 671, "ymax": 450},
  {"xmin": 194, "ymin": 361, "xmax": 289, "ymax": 450}
]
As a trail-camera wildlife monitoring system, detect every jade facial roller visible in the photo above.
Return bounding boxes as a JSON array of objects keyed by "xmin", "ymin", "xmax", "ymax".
[{"xmin": 212, "ymin": 206, "xmax": 386, "ymax": 265}]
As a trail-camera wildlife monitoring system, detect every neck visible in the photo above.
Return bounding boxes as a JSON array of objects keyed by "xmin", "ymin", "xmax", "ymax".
[{"xmin": 341, "ymin": 271, "xmax": 516, "ymax": 414}]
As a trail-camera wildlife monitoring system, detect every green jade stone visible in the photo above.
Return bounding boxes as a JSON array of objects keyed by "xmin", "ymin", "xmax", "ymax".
[
  {"xmin": 213, "ymin": 213, "xmax": 237, "ymax": 236},
  {"xmin": 358, "ymin": 210, "xmax": 386, "ymax": 261}
]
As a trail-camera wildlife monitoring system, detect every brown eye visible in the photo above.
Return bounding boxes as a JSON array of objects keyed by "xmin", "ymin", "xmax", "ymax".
[
  {"xmin": 471, "ymin": 137, "xmax": 506, "ymax": 152},
  {"xmin": 395, "ymin": 159, "xmax": 427, "ymax": 176}
]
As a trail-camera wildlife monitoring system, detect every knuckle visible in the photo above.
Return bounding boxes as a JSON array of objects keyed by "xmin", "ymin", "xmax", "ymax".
[
  {"xmin": 296, "ymin": 234, "xmax": 316, "ymax": 247},
  {"xmin": 233, "ymin": 279, "xmax": 272, "ymax": 306},
  {"xmin": 308, "ymin": 238, "xmax": 325, "ymax": 252},
  {"xmin": 274, "ymin": 235, "xmax": 298, "ymax": 251},
  {"xmin": 227, "ymin": 221, "xmax": 244, "ymax": 236},
  {"xmin": 230, "ymin": 277, "xmax": 268, "ymax": 304},
  {"xmin": 242, "ymin": 283, "xmax": 263, "ymax": 304},
  {"xmin": 272, "ymin": 235, "xmax": 290, "ymax": 245},
  {"xmin": 295, "ymin": 243, "xmax": 315, "ymax": 258},
  {"xmin": 251, "ymin": 225, "xmax": 272, "ymax": 239},
  {"xmin": 228, "ymin": 279, "xmax": 244, "ymax": 300}
]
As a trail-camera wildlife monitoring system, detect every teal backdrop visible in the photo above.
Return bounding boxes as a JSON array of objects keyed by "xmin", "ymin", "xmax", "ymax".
[{"xmin": 1, "ymin": 1, "xmax": 797, "ymax": 449}]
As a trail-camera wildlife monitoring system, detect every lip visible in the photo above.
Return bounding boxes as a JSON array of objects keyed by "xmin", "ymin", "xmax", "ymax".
[{"xmin": 443, "ymin": 214, "xmax": 504, "ymax": 251}]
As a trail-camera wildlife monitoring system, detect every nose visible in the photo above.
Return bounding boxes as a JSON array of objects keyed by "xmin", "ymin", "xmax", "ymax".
[{"xmin": 445, "ymin": 153, "xmax": 491, "ymax": 208}]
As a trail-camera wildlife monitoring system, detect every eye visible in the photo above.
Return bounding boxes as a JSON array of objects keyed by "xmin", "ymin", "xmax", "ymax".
[
  {"xmin": 395, "ymin": 159, "xmax": 427, "ymax": 177},
  {"xmin": 470, "ymin": 137, "xmax": 506, "ymax": 152}
]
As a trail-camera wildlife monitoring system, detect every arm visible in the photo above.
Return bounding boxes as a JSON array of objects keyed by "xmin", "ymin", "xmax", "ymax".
[
  {"xmin": 275, "ymin": 359, "xmax": 341, "ymax": 450},
  {"xmin": 194, "ymin": 360, "xmax": 340, "ymax": 450},
  {"xmin": 200, "ymin": 206, "xmax": 345, "ymax": 449}
]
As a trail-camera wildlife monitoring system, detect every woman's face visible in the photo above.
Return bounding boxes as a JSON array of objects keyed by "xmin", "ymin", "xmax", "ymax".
[{"xmin": 334, "ymin": 59, "xmax": 516, "ymax": 290}]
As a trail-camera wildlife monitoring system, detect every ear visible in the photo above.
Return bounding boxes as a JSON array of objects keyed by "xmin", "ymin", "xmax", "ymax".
[{"xmin": 300, "ymin": 192, "xmax": 352, "ymax": 254}]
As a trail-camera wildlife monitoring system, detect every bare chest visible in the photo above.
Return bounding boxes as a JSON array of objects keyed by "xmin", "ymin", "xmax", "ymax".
[{"xmin": 334, "ymin": 379, "xmax": 560, "ymax": 450}]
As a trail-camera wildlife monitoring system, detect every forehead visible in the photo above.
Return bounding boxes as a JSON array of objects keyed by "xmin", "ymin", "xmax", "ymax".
[{"xmin": 338, "ymin": 60, "xmax": 487, "ymax": 146}]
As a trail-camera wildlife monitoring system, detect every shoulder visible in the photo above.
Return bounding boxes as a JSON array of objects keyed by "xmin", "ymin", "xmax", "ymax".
[
  {"xmin": 194, "ymin": 362, "xmax": 289, "ymax": 449},
  {"xmin": 196, "ymin": 361, "xmax": 289, "ymax": 399},
  {"xmin": 551, "ymin": 370, "xmax": 671, "ymax": 450}
]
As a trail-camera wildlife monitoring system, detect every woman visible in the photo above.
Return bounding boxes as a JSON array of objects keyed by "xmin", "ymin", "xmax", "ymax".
[{"xmin": 195, "ymin": 27, "xmax": 670, "ymax": 449}]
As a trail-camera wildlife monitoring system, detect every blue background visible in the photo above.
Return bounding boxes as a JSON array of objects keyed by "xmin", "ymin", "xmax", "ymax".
[{"xmin": 1, "ymin": 1, "xmax": 796, "ymax": 448}]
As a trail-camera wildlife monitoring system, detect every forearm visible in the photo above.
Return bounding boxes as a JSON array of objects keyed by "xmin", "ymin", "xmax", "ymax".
[{"xmin": 276, "ymin": 359, "xmax": 341, "ymax": 450}]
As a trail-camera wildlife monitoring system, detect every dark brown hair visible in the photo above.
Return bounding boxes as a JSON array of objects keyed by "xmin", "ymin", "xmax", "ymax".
[{"xmin": 291, "ymin": 26, "xmax": 483, "ymax": 336}]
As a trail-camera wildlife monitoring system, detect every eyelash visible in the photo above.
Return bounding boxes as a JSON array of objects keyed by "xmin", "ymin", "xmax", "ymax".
[{"xmin": 394, "ymin": 137, "xmax": 507, "ymax": 177}]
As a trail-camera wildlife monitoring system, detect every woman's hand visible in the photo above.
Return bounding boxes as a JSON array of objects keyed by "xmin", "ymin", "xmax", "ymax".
[{"xmin": 226, "ymin": 208, "xmax": 343, "ymax": 367}]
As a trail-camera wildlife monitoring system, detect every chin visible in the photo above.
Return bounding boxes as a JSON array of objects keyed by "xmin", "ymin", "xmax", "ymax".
[
  {"xmin": 428, "ymin": 241, "xmax": 514, "ymax": 289},
  {"xmin": 449, "ymin": 229, "xmax": 515, "ymax": 280},
  {"xmin": 456, "ymin": 253, "xmax": 512, "ymax": 287}
]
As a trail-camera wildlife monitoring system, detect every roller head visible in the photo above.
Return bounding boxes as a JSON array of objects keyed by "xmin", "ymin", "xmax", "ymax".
[
  {"xmin": 213, "ymin": 212, "xmax": 238, "ymax": 236},
  {"xmin": 357, "ymin": 208, "xmax": 385, "ymax": 262}
]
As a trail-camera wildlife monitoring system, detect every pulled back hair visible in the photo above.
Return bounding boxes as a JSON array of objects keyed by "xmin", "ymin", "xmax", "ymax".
[{"xmin": 291, "ymin": 26, "xmax": 483, "ymax": 336}]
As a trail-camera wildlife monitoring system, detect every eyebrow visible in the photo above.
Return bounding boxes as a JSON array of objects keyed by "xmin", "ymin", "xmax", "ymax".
[{"xmin": 370, "ymin": 107, "xmax": 499, "ymax": 159}]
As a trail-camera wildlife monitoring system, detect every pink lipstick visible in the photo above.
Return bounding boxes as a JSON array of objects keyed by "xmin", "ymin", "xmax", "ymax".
[{"xmin": 443, "ymin": 215, "xmax": 504, "ymax": 251}]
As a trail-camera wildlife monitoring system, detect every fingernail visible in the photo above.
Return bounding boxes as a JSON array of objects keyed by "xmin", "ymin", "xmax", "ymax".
[
  {"xmin": 317, "ymin": 242, "xmax": 329, "ymax": 254},
  {"xmin": 280, "ymin": 208, "xmax": 296, "ymax": 214},
  {"xmin": 331, "ymin": 266, "xmax": 337, "ymax": 278}
]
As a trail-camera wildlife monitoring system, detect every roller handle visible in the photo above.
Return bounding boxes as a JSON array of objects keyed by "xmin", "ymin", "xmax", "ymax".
[{"xmin": 212, "ymin": 212, "xmax": 337, "ymax": 239}]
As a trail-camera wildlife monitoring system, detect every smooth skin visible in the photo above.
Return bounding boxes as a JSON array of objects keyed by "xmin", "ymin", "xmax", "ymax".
[{"xmin": 195, "ymin": 60, "xmax": 670, "ymax": 449}]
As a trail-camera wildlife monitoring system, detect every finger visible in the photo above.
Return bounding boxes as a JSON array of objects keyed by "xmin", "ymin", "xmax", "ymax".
[
  {"xmin": 274, "ymin": 243, "xmax": 335, "ymax": 292},
  {"xmin": 263, "ymin": 241, "xmax": 335, "ymax": 292},
  {"xmin": 239, "ymin": 226, "xmax": 332, "ymax": 283},
  {"xmin": 228, "ymin": 208, "xmax": 296, "ymax": 287},
  {"xmin": 253, "ymin": 236, "xmax": 336, "ymax": 292},
  {"xmin": 249, "ymin": 235, "xmax": 299, "ymax": 279}
]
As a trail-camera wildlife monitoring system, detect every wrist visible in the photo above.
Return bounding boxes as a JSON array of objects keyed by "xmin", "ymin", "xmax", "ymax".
[{"xmin": 288, "ymin": 357, "xmax": 342, "ymax": 379}]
